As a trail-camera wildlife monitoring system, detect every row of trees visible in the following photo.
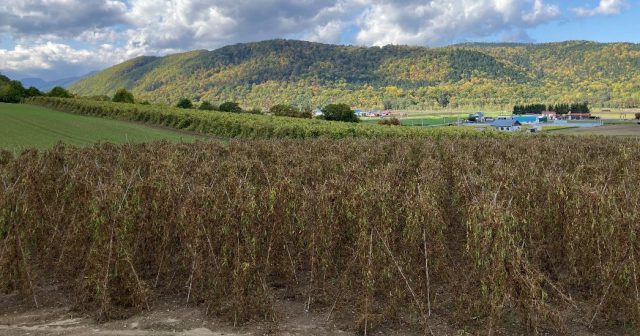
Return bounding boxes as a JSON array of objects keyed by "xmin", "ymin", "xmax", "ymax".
[
  {"xmin": 172, "ymin": 97, "xmax": 359, "ymax": 123},
  {"xmin": 176, "ymin": 99, "xmax": 249, "ymax": 113},
  {"xmin": 0, "ymin": 74, "xmax": 72, "ymax": 103},
  {"xmin": 513, "ymin": 102, "xmax": 591, "ymax": 115},
  {"xmin": 269, "ymin": 104, "xmax": 312, "ymax": 119},
  {"xmin": 66, "ymin": 86, "xmax": 360, "ymax": 124}
]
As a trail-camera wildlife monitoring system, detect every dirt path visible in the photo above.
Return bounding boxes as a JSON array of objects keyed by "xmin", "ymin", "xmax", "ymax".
[{"xmin": 0, "ymin": 300, "xmax": 356, "ymax": 336}]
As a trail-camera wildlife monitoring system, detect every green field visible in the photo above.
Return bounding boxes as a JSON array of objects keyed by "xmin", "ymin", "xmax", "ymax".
[
  {"xmin": 0, "ymin": 103, "xmax": 205, "ymax": 150},
  {"xmin": 361, "ymin": 116, "xmax": 461, "ymax": 126}
]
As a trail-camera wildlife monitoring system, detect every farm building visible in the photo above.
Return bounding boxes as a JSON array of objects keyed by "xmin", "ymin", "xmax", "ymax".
[
  {"xmin": 491, "ymin": 119, "xmax": 522, "ymax": 132},
  {"xmin": 513, "ymin": 115, "xmax": 542, "ymax": 124},
  {"xmin": 541, "ymin": 111, "xmax": 558, "ymax": 120},
  {"xmin": 468, "ymin": 112, "xmax": 485, "ymax": 122},
  {"xmin": 568, "ymin": 113, "xmax": 592, "ymax": 120}
]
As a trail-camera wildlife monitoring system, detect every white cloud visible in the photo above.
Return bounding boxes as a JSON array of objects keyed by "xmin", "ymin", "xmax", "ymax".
[
  {"xmin": 120, "ymin": 0, "xmax": 363, "ymax": 54},
  {"xmin": 305, "ymin": 21, "xmax": 345, "ymax": 43},
  {"xmin": 0, "ymin": 1, "xmax": 128, "ymax": 37},
  {"xmin": 0, "ymin": 42, "xmax": 128, "ymax": 80},
  {"xmin": 355, "ymin": 0, "xmax": 560, "ymax": 46},
  {"xmin": 77, "ymin": 28, "xmax": 121, "ymax": 44},
  {"xmin": 502, "ymin": 29, "xmax": 535, "ymax": 43},
  {"xmin": 573, "ymin": 0, "xmax": 628, "ymax": 17},
  {"xmin": 0, "ymin": 0, "xmax": 568, "ymax": 80}
]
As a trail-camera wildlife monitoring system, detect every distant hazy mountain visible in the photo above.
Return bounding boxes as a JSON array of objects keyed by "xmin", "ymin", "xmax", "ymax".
[
  {"xmin": 70, "ymin": 39, "xmax": 640, "ymax": 109},
  {"xmin": 23, "ymin": 72, "xmax": 96, "ymax": 92}
]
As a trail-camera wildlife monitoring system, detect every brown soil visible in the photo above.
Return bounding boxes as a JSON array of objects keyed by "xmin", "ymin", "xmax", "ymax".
[
  {"xmin": 1, "ymin": 288, "xmax": 633, "ymax": 336},
  {"xmin": 0, "ymin": 287, "xmax": 438, "ymax": 336}
]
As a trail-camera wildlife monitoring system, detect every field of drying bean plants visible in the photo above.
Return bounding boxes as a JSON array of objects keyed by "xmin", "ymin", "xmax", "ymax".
[{"xmin": 1, "ymin": 137, "xmax": 639, "ymax": 335}]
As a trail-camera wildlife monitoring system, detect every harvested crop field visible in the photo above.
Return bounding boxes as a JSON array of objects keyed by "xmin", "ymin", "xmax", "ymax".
[
  {"xmin": 547, "ymin": 124, "xmax": 640, "ymax": 137},
  {"xmin": 1, "ymin": 137, "xmax": 640, "ymax": 335}
]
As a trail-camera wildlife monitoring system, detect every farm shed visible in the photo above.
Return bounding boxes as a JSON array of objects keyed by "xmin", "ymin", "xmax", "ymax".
[
  {"xmin": 513, "ymin": 115, "xmax": 541, "ymax": 124},
  {"xmin": 491, "ymin": 119, "xmax": 522, "ymax": 132}
]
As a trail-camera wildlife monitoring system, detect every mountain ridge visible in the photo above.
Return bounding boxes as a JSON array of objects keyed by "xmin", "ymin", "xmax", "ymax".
[
  {"xmin": 70, "ymin": 39, "xmax": 640, "ymax": 109},
  {"xmin": 21, "ymin": 72, "xmax": 95, "ymax": 92}
]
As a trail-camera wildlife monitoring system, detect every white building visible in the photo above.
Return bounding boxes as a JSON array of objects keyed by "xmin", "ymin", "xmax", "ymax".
[{"xmin": 491, "ymin": 119, "xmax": 522, "ymax": 132}]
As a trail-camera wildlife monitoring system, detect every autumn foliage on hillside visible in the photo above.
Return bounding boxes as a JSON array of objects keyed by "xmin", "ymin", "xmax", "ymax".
[{"xmin": 70, "ymin": 40, "xmax": 640, "ymax": 110}]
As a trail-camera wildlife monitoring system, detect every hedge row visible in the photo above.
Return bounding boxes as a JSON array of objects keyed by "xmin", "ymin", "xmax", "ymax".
[{"xmin": 26, "ymin": 97, "xmax": 505, "ymax": 139}]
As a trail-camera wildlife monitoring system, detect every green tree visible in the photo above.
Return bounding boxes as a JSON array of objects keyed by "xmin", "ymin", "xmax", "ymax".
[
  {"xmin": 176, "ymin": 98, "xmax": 193, "ymax": 109},
  {"xmin": 48, "ymin": 86, "xmax": 72, "ymax": 98},
  {"xmin": 25, "ymin": 86, "xmax": 42, "ymax": 97},
  {"xmin": 219, "ymin": 101, "xmax": 243, "ymax": 113},
  {"xmin": 437, "ymin": 93, "xmax": 450, "ymax": 108},
  {"xmin": 270, "ymin": 104, "xmax": 298, "ymax": 116},
  {"xmin": 269, "ymin": 104, "xmax": 311, "ymax": 118},
  {"xmin": 112, "ymin": 88, "xmax": 135, "ymax": 103},
  {"xmin": 321, "ymin": 104, "xmax": 359, "ymax": 123},
  {"xmin": 0, "ymin": 80, "xmax": 27, "ymax": 103},
  {"xmin": 198, "ymin": 101, "xmax": 216, "ymax": 110}
]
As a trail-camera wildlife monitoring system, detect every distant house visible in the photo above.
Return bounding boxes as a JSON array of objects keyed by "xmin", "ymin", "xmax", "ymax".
[
  {"xmin": 568, "ymin": 113, "xmax": 592, "ymax": 120},
  {"xmin": 313, "ymin": 108, "xmax": 324, "ymax": 117},
  {"xmin": 365, "ymin": 110, "xmax": 382, "ymax": 117},
  {"xmin": 491, "ymin": 119, "xmax": 522, "ymax": 132},
  {"xmin": 468, "ymin": 112, "xmax": 485, "ymax": 122},
  {"xmin": 541, "ymin": 111, "xmax": 557, "ymax": 120}
]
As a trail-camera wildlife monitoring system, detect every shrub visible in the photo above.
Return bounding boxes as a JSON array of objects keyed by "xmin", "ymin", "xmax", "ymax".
[
  {"xmin": 378, "ymin": 117, "xmax": 401, "ymax": 126},
  {"xmin": 246, "ymin": 108, "xmax": 263, "ymax": 115},
  {"xmin": 322, "ymin": 103, "xmax": 359, "ymax": 123},
  {"xmin": 48, "ymin": 86, "xmax": 72, "ymax": 98},
  {"xmin": 25, "ymin": 86, "xmax": 42, "ymax": 97},
  {"xmin": 112, "ymin": 88, "xmax": 135, "ymax": 103},
  {"xmin": 176, "ymin": 98, "xmax": 193, "ymax": 109},
  {"xmin": 219, "ymin": 101, "xmax": 243, "ymax": 113},
  {"xmin": 269, "ymin": 104, "xmax": 311, "ymax": 118},
  {"xmin": 198, "ymin": 101, "xmax": 216, "ymax": 111}
]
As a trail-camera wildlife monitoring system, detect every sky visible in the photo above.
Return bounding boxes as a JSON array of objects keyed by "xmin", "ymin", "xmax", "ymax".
[{"xmin": 0, "ymin": 0, "xmax": 637, "ymax": 81}]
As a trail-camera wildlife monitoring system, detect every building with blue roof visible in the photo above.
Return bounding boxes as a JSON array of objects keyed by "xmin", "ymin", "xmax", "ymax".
[
  {"xmin": 491, "ymin": 119, "xmax": 522, "ymax": 132},
  {"xmin": 513, "ymin": 115, "xmax": 542, "ymax": 124}
]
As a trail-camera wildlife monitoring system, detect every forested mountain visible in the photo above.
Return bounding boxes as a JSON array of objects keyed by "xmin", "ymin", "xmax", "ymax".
[{"xmin": 70, "ymin": 39, "xmax": 640, "ymax": 110}]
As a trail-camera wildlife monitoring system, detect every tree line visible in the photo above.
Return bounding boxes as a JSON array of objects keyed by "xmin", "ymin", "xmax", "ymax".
[
  {"xmin": 97, "ymin": 88, "xmax": 360, "ymax": 123},
  {"xmin": 0, "ymin": 74, "xmax": 73, "ymax": 103},
  {"xmin": 513, "ymin": 103, "xmax": 590, "ymax": 115}
]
